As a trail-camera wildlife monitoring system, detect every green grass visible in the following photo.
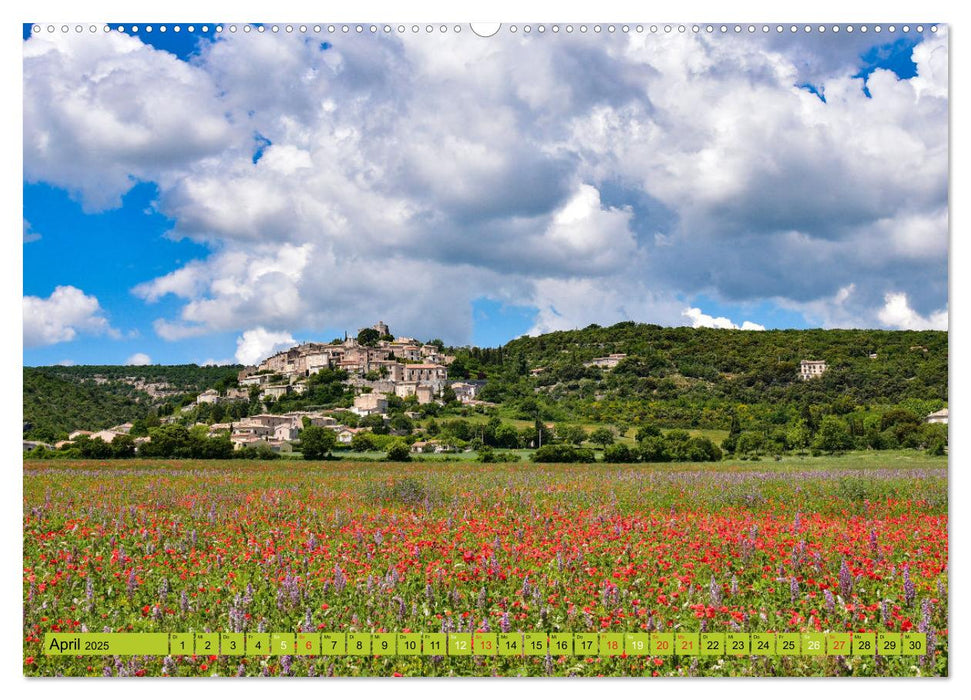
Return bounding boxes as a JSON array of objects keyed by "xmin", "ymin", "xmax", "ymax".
[
  {"xmin": 418, "ymin": 412, "xmax": 730, "ymax": 446},
  {"xmin": 32, "ymin": 449, "xmax": 946, "ymax": 472}
]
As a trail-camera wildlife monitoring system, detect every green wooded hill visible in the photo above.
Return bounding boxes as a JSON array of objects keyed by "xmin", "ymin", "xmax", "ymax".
[
  {"xmin": 449, "ymin": 324, "xmax": 947, "ymax": 428},
  {"xmin": 23, "ymin": 325, "xmax": 947, "ymax": 443},
  {"xmin": 23, "ymin": 364, "xmax": 242, "ymax": 441}
]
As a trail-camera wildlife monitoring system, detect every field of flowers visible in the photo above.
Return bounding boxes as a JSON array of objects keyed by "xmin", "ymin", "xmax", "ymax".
[{"xmin": 23, "ymin": 455, "xmax": 948, "ymax": 677}]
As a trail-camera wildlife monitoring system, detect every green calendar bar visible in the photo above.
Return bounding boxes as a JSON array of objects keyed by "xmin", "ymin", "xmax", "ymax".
[
  {"xmin": 524, "ymin": 632, "xmax": 547, "ymax": 656},
  {"xmin": 600, "ymin": 633, "xmax": 624, "ymax": 656},
  {"xmin": 651, "ymin": 633, "xmax": 674, "ymax": 656},
  {"xmin": 701, "ymin": 633, "xmax": 725, "ymax": 656},
  {"xmin": 170, "ymin": 632, "xmax": 194, "ymax": 655},
  {"xmin": 474, "ymin": 632, "xmax": 498, "ymax": 656},
  {"xmin": 903, "ymin": 633, "xmax": 926, "ymax": 656},
  {"xmin": 726, "ymin": 632, "xmax": 749, "ymax": 655},
  {"xmin": 221, "ymin": 633, "xmax": 245, "ymax": 656},
  {"xmin": 296, "ymin": 632, "xmax": 320, "ymax": 655},
  {"xmin": 777, "ymin": 633, "xmax": 800, "ymax": 656},
  {"xmin": 43, "ymin": 633, "xmax": 169, "ymax": 656},
  {"xmin": 320, "ymin": 633, "xmax": 346, "ymax": 655},
  {"xmin": 448, "ymin": 633, "xmax": 472, "ymax": 656},
  {"xmin": 41, "ymin": 631, "xmax": 930, "ymax": 657},
  {"xmin": 195, "ymin": 633, "xmax": 219, "ymax": 656},
  {"xmin": 422, "ymin": 633, "xmax": 447, "ymax": 656},
  {"xmin": 625, "ymin": 633, "xmax": 650, "ymax": 656},
  {"xmin": 397, "ymin": 633, "xmax": 422, "ymax": 656},
  {"xmin": 827, "ymin": 633, "xmax": 851, "ymax": 655},
  {"xmin": 676, "ymin": 632, "xmax": 699, "ymax": 656},
  {"xmin": 751, "ymin": 633, "xmax": 775, "ymax": 655},
  {"xmin": 802, "ymin": 633, "xmax": 825, "ymax": 656},
  {"xmin": 347, "ymin": 633, "xmax": 370, "ymax": 655},
  {"xmin": 574, "ymin": 633, "xmax": 599, "ymax": 656},
  {"xmin": 878, "ymin": 632, "xmax": 902, "ymax": 656},
  {"xmin": 549, "ymin": 633, "xmax": 573, "ymax": 656},
  {"xmin": 853, "ymin": 632, "xmax": 876, "ymax": 655},
  {"xmin": 373, "ymin": 633, "xmax": 397, "ymax": 656}
]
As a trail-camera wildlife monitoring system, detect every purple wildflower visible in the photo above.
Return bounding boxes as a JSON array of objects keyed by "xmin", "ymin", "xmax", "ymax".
[
  {"xmin": 839, "ymin": 560, "xmax": 853, "ymax": 598},
  {"xmin": 903, "ymin": 565, "xmax": 916, "ymax": 607},
  {"xmin": 162, "ymin": 656, "xmax": 177, "ymax": 676},
  {"xmin": 709, "ymin": 575, "xmax": 722, "ymax": 606},
  {"xmin": 333, "ymin": 565, "xmax": 347, "ymax": 594}
]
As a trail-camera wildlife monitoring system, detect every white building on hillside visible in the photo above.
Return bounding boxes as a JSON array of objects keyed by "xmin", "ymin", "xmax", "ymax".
[{"xmin": 799, "ymin": 360, "xmax": 828, "ymax": 380}]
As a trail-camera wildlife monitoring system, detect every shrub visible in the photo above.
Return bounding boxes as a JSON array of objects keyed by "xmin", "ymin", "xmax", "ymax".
[
  {"xmin": 350, "ymin": 431, "xmax": 377, "ymax": 452},
  {"xmin": 385, "ymin": 440, "xmax": 411, "ymax": 462},
  {"xmin": 533, "ymin": 444, "xmax": 570, "ymax": 462},
  {"xmin": 301, "ymin": 425, "xmax": 336, "ymax": 460},
  {"xmin": 589, "ymin": 427, "xmax": 616, "ymax": 447},
  {"xmin": 574, "ymin": 448, "xmax": 596, "ymax": 463},
  {"xmin": 603, "ymin": 443, "xmax": 634, "ymax": 463},
  {"xmin": 238, "ymin": 443, "xmax": 281, "ymax": 460}
]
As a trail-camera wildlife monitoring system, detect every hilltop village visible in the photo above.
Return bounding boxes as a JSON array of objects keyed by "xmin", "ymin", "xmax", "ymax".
[{"xmin": 49, "ymin": 323, "xmax": 495, "ymax": 455}]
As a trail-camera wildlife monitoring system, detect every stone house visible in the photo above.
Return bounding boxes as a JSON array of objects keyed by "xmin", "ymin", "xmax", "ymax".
[
  {"xmin": 196, "ymin": 389, "xmax": 220, "ymax": 404},
  {"xmin": 353, "ymin": 393, "xmax": 388, "ymax": 416},
  {"xmin": 584, "ymin": 353, "xmax": 628, "ymax": 369},
  {"xmin": 336, "ymin": 427, "xmax": 368, "ymax": 445},
  {"xmin": 451, "ymin": 381, "xmax": 483, "ymax": 404},
  {"xmin": 274, "ymin": 423, "xmax": 299, "ymax": 441},
  {"xmin": 395, "ymin": 382, "xmax": 419, "ymax": 399},
  {"xmin": 416, "ymin": 385, "xmax": 436, "ymax": 405},
  {"xmin": 248, "ymin": 414, "xmax": 296, "ymax": 428},
  {"xmin": 410, "ymin": 439, "xmax": 444, "ymax": 453},
  {"xmin": 261, "ymin": 384, "xmax": 290, "ymax": 400},
  {"xmin": 402, "ymin": 363, "xmax": 447, "ymax": 383},
  {"xmin": 799, "ymin": 360, "xmax": 828, "ymax": 380}
]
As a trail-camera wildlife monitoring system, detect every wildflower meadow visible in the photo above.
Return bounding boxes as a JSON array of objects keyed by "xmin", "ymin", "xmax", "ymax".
[{"xmin": 23, "ymin": 455, "xmax": 947, "ymax": 677}]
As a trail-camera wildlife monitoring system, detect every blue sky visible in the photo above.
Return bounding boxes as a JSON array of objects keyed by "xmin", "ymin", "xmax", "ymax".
[{"xmin": 22, "ymin": 24, "xmax": 948, "ymax": 366}]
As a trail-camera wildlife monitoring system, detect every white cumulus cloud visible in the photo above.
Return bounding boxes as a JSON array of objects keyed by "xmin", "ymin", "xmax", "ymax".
[
  {"xmin": 235, "ymin": 327, "xmax": 297, "ymax": 365},
  {"xmin": 125, "ymin": 353, "xmax": 153, "ymax": 366},
  {"xmin": 22, "ymin": 29, "xmax": 949, "ymax": 345},
  {"xmin": 877, "ymin": 292, "xmax": 948, "ymax": 331},
  {"xmin": 23, "ymin": 286, "xmax": 117, "ymax": 347},
  {"xmin": 23, "ymin": 30, "xmax": 233, "ymax": 210},
  {"xmin": 682, "ymin": 307, "xmax": 766, "ymax": 331}
]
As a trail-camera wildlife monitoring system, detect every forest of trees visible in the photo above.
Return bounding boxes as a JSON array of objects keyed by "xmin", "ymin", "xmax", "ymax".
[
  {"xmin": 23, "ymin": 364, "xmax": 242, "ymax": 441},
  {"xmin": 446, "ymin": 324, "xmax": 947, "ymax": 430}
]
